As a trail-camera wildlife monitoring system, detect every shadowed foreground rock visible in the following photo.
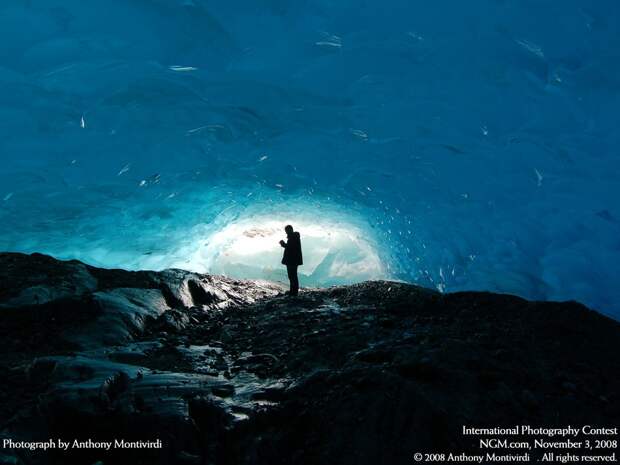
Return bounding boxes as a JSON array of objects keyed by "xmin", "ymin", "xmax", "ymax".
[{"xmin": 0, "ymin": 252, "xmax": 618, "ymax": 465}]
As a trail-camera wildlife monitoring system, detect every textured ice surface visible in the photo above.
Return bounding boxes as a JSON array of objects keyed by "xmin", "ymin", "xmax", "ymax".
[{"xmin": 0, "ymin": 1, "xmax": 619, "ymax": 317}]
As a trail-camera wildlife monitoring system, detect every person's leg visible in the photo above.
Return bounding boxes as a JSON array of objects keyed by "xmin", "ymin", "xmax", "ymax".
[
  {"xmin": 291, "ymin": 265, "xmax": 299, "ymax": 296},
  {"xmin": 286, "ymin": 265, "xmax": 295, "ymax": 295}
]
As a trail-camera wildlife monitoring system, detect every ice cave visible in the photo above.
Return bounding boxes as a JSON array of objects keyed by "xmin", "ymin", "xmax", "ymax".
[{"xmin": 0, "ymin": 0, "xmax": 619, "ymax": 318}]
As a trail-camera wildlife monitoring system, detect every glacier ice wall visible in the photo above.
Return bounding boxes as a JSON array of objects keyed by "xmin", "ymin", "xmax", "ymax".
[{"xmin": 0, "ymin": 0, "xmax": 619, "ymax": 317}]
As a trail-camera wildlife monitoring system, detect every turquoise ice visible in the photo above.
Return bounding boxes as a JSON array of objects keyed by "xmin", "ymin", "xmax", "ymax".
[{"xmin": 0, "ymin": 1, "xmax": 619, "ymax": 318}]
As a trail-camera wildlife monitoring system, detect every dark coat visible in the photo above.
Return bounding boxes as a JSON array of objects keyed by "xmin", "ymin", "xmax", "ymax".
[{"xmin": 282, "ymin": 232, "xmax": 303, "ymax": 266}]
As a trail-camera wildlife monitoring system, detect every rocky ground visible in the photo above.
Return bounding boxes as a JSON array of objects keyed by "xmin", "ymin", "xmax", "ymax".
[{"xmin": 0, "ymin": 252, "xmax": 618, "ymax": 465}]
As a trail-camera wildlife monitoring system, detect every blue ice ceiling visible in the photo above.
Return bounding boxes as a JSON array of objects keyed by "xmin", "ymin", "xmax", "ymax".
[{"xmin": 0, "ymin": 1, "xmax": 619, "ymax": 318}]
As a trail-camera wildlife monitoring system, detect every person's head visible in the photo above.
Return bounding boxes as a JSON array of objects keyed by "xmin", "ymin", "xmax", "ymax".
[{"xmin": 284, "ymin": 224, "xmax": 294, "ymax": 235}]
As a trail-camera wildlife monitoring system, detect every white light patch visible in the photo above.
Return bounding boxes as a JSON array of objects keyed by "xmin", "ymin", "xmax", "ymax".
[{"xmin": 180, "ymin": 214, "xmax": 390, "ymax": 287}]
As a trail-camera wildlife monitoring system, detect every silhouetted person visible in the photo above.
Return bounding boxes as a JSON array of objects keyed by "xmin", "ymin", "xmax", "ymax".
[{"xmin": 279, "ymin": 225, "xmax": 303, "ymax": 296}]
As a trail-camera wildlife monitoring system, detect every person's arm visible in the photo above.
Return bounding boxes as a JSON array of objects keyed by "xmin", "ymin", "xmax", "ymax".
[{"xmin": 279, "ymin": 240, "xmax": 287, "ymax": 248}]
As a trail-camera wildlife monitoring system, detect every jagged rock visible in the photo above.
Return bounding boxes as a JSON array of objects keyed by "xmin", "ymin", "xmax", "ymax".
[
  {"xmin": 1, "ymin": 252, "xmax": 619, "ymax": 465},
  {"xmin": 70, "ymin": 288, "xmax": 170, "ymax": 348},
  {"xmin": 187, "ymin": 279, "xmax": 221, "ymax": 307},
  {"xmin": 99, "ymin": 371, "xmax": 131, "ymax": 405},
  {"xmin": 211, "ymin": 385, "xmax": 235, "ymax": 398},
  {"xmin": 158, "ymin": 309, "xmax": 190, "ymax": 332},
  {"xmin": 0, "ymin": 253, "xmax": 97, "ymax": 308}
]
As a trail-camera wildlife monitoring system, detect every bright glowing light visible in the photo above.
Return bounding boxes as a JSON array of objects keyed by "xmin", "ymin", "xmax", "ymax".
[{"xmin": 178, "ymin": 209, "xmax": 391, "ymax": 287}]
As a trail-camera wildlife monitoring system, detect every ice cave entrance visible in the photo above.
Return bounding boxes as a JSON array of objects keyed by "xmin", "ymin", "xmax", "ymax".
[{"xmin": 184, "ymin": 215, "xmax": 390, "ymax": 287}]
